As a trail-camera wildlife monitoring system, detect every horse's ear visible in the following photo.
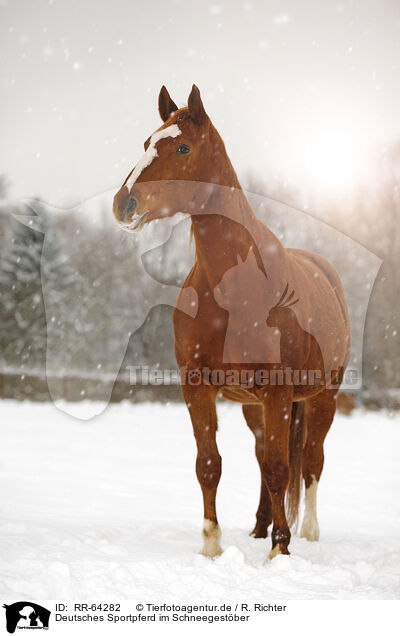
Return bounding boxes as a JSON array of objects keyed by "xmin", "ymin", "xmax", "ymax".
[
  {"xmin": 246, "ymin": 245, "xmax": 255, "ymax": 262},
  {"xmin": 158, "ymin": 85, "xmax": 178, "ymax": 122},
  {"xmin": 188, "ymin": 84, "xmax": 207, "ymax": 124}
]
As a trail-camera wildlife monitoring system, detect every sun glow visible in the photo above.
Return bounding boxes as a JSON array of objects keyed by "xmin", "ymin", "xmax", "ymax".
[{"xmin": 294, "ymin": 118, "xmax": 370, "ymax": 192}]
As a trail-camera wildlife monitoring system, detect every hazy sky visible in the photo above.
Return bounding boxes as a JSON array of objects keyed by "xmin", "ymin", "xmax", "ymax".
[{"xmin": 1, "ymin": 0, "xmax": 399, "ymax": 205}]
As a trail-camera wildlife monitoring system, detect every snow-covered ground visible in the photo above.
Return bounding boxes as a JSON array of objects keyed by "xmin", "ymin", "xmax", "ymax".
[{"xmin": 0, "ymin": 400, "xmax": 399, "ymax": 600}]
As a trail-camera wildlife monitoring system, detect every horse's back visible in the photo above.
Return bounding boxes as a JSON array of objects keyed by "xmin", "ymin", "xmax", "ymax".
[
  {"xmin": 287, "ymin": 247, "xmax": 349, "ymax": 327},
  {"xmin": 284, "ymin": 246, "xmax": 351, "ymax": 378}
]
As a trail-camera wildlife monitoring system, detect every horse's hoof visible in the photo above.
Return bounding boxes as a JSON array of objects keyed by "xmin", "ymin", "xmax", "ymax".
[
  {"xmin": 300, "ymin": 518, "xmax": 320, "ymax": 542},
  {"xmin": 200, "ymin": 546, "xmax": 223, "ymax": 558},
  {"xmin": 300, "ymin": 527, "xmax": 320, "ymax": 542},
  {"xmin": 268, "ymin": 544, "xmax": 290, "ymax": 560},
  {"xmin": 201, "ymin": 520, "xmax": 222, "ymax": 558},
  {"xmin": 250, "ymin": 525, "xmax": 269, "ymax": 539}
]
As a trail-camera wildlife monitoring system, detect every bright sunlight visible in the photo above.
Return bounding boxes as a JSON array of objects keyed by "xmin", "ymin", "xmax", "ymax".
[{"xmin": 293, "ymin": 117, "xmax": 370, "ymax": 192}]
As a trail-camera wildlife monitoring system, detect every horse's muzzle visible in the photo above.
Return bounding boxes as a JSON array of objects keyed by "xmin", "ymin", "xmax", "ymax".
[
  {"xmin": 113, "ymin": 186, "xmax": 150, "ymax": 232},
  {"xmin": 113, "ymin": 186, "xmax": 139, "ymax": 225}
]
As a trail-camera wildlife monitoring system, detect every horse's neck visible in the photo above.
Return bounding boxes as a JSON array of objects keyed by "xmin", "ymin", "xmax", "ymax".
[
  {"xmin": 191, "ymin": 184, "xmax": 269, "ymax": 286},
  {"xmin": 190, "ymin": 132, "xmax": 284, "ymax": 286}
]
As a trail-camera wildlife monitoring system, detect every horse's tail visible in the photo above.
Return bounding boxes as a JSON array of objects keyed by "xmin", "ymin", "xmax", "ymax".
[{"xmin": 286, "ymin": 400, "xmax": 305, "ymax": 528}]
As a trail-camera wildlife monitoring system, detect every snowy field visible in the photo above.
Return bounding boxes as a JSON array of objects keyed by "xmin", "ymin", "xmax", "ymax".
[{"xmin": 0, "ymin": 399, "xmax": 399, "ymax": 600}]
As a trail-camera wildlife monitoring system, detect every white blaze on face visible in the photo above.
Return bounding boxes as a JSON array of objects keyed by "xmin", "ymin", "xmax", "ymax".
[{"xmin": 125, "ymin": 124, "xmax": 181, "ymax": 191}]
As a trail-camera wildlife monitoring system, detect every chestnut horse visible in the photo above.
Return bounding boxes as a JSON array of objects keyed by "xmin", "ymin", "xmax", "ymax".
[{"xmin": 113, "ymin": 85, "xmax": 350, "ymax": 560}]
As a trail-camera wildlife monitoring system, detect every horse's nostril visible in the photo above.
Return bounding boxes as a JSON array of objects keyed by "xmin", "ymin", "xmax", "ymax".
[
  {"xmin": 127, "ymin": 197, "xmax": 137, "ymax": 214},
  {"xmin": 122, "ymin": 196, "xmax": 138, "ymax": 223}
]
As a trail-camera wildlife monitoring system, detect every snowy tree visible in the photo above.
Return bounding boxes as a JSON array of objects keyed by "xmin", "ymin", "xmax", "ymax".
[
  {"xmin": 0, "ymin": 208, "xmax": 46, "ymax": 372},
  {"xmin": 0, "ymin": 201, "xmax": 75, "ymax": 377},
  {"xmin": 360, "ymin": 143, "xmax": 400, "ymax": 397}
]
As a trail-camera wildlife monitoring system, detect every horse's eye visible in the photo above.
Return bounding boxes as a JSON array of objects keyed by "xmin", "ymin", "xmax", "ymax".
[{"xmin": 176, "ymin": 144, "xmax": 191, "ymax": 154}]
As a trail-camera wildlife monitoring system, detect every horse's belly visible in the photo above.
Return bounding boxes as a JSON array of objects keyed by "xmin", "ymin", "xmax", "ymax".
[{"xmin": 220, "ymin": 385, "xmax": 261, "ymax": 404}]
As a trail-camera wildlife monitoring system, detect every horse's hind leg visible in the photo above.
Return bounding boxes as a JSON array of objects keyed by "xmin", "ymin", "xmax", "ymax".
[
  {"xmin": 242, "ymin": 404, "xmax": 272, "ymax": 538},
  {"xmin": 262, "ymin": 387, "xmax": 293, "ymax": 558},
  {"xmin": 182, "ymin": 384, "xmax": 222, "ymax": 558},
  {"xmin": 301, "ymin": 388, "xmax": 338, "ymax": 541}
]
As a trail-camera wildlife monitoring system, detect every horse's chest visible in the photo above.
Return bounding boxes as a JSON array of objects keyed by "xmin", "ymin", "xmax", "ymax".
[{"xmin": 173, "ymin": 292, "xmax": 227, "ymax": 365}]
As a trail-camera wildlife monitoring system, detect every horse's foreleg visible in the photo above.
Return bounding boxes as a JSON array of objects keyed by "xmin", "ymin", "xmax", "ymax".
[
  {"xmin": 242, "ymin": 404, "xmax": 272, "ymax": 538},
  {"xmin": 262, "ymin": 388, "xmax": 293, "ymax": 559},
  {"xmin": 300, "ymin": 389, "xmax": 337, "ymax": 541},
  {"xmin": 182, "ymin": 384, "xmax": 222, "ymax": 558}
]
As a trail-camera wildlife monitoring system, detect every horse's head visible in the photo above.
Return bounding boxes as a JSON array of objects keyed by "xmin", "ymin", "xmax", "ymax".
[
  {"xmin": 266, "ymin": 284, "xmax": 299, "ymax": 328},
  {"xmin": 113, "ymin": 85, "xmax": 231, "ymax": 232}
]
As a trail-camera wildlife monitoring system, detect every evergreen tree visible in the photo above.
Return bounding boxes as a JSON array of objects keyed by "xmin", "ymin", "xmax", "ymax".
[
  {"xmin": 0, "ymin": 206, "xmax": 46, "ymax": 372},
  {"xmin": 0, "ymin": 201, "xmax": 76, "ymax": 376}
]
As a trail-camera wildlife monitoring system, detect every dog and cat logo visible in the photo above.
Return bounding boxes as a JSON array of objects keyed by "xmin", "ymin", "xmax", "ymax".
[{"xmin": 2, "ymin": 603, "xmax": 50, "ymax": 633}]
